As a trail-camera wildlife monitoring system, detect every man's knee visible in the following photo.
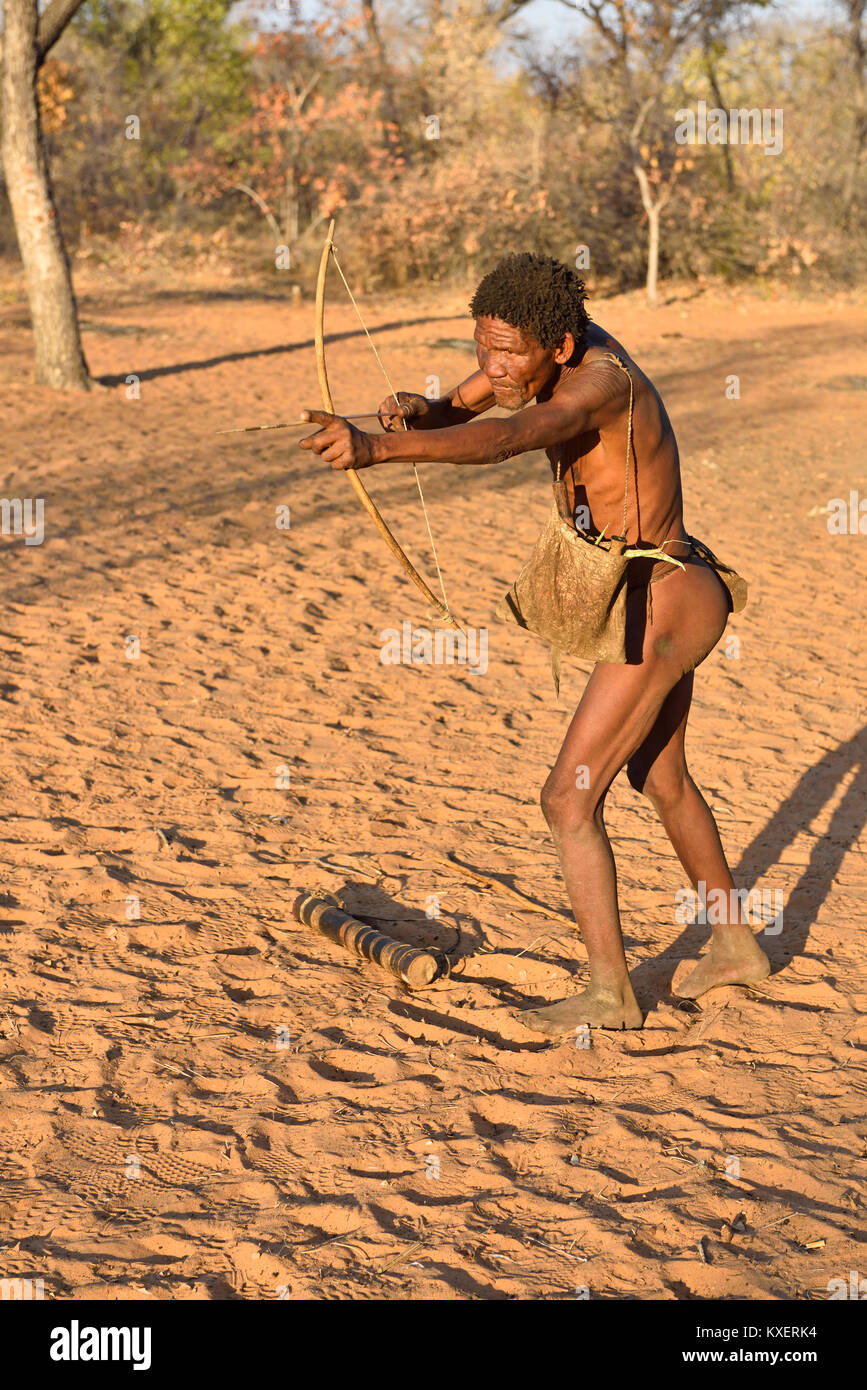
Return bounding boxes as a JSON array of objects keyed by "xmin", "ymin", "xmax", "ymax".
[
  {"xmin": 541, "ymin": 772, "xmax": 604, "ymax": 832},
  {"xmin": 627, "ymin": 758, "xmax": 688, "ymax": 806}
]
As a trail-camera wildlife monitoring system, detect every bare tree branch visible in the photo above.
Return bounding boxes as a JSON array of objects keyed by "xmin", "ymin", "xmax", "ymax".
[
  {"xmin": 36, "ymin": 0, "xmax": 88, "ymax": 65},
  {"xmin": 488, "ymin": 0, "xmax": 536, "ymax": 24},
  {"xmin": 232, "ymin": 183, "xmax": 282, "ymax": 242},
  {"xmin": 838, "ymin": 0, "xmax": 867, "ymax": 215}
]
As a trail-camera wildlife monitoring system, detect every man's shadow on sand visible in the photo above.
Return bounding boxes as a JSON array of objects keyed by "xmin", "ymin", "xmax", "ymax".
[{"xmin": 631, "ymin": 722, "xmax": 867, "ymax": 999}]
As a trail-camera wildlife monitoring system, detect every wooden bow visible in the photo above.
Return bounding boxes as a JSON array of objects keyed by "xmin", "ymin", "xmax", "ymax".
[{"xmin": 315, "ymin": 219, "xmax": 461, "ymax": 630}]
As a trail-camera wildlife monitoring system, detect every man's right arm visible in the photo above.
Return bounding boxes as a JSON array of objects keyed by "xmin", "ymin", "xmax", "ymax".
[
  {"xmin": 381, "ymin": 370, "xmax": 495, "ymax": 431},
  {"xmin": 437, "ymin": 369, "xmax": 496, "ymax": 421}
]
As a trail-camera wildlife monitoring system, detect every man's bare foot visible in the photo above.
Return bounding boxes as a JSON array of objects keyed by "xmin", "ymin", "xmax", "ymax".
[
  {"xmin": 674, "ymin": 925, "xmax": 771, "ymax": 999},
  {"xmin": 520, "ymin": 984, "xmax": 644, "ymax": 1036}
]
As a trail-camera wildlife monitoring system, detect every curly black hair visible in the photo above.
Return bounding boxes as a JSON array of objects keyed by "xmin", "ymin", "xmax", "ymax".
[{"xmin": 469, "ymin": 252, "xmax": 590, "ymax": 352}]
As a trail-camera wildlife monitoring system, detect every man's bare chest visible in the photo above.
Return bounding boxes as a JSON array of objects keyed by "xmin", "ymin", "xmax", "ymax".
[
  {"xmin": 546, "ymin": 429, "xmax": 628, "ymax": 492},
  {"xmin": 546, "ymin": 430, "xmax": 633, "ymax": 531}
]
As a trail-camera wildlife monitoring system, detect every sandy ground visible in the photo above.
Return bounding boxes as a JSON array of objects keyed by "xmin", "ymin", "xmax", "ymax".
[{"xmin": 0, "ymin": 265, "xmax": 865, "ymax": 1301}]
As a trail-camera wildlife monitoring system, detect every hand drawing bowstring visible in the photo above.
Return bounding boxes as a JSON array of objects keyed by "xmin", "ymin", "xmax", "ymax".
[{"xmin": 315, "ymin": 219, "xmax": 462, "ymax": 632}]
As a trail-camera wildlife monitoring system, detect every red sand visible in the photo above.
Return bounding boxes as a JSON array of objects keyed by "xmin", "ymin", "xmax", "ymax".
[{"xmin": 0, "ymin": 271, "xmax": 865, "ymax": 1299}]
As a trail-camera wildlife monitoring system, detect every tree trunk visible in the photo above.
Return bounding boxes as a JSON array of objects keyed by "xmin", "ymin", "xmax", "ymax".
[
  {"xmin": 360, "ymin": 0, "xmax": 409, "ymax": 167},
  {"xmin": 1, "ymin": 0, "xmax": 90, "ymax": 389},
  {"xmin": 633, "ymin": 158, "xmax": 661, "ymax": 305},
  {"xmin": 841, "ymin": 0, "xmax": 866, "ymax": 222},
  {"xmin": 704, "ymin": 48, "xmax": 736, "ymax": 193},
  {"xmin": 645, "ymin": 202, "xmax": 660, "ymax": 305}
]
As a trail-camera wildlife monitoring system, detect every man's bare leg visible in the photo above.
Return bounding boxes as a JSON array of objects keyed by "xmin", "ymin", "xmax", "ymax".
[
  {"xmin": 531, "ymin": 772, "xmax": 645, "ymax": 1032},
  {"xmin": 626, "ymin": 675, "xmax": 770, "ymax": 998},
  {"xmin": 522, "ymin": 557, "xmax": 753, "ymax": 1036},
  {"xmin": 520, "ymin": 651, "xmax": 665, "ymax": 1035}
]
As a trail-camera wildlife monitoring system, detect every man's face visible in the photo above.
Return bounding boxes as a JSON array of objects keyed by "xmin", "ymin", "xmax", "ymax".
[{"xmin": 473, "ymin": 315, "xmax": 565, "ymax": 410}]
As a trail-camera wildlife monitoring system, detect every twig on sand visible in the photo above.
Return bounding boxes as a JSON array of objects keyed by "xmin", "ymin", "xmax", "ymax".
[
  {"xmin": 755, "ymin": 1211, "xmax": 792, "ymax": 1231},
  {"xmin": 309, "ymin": 1226, "xmax": 366, "ymax": 1253},
  {"xmin": 314, "ymin": 857, "xmax": 380, "ymax": 881},
  {"xmin": 524, "ymin": 1234, "xmax": 588, "ymax": 1263},
  {"xmin": 515, "ymin": 933, "xmax": 558, "ymax": 958},
  {"xmin": 155, "ymin": 1062, "xmax": 195, "ymax": 1079},
  {"xmin": 379, "ymin": 1240, "xmax": 426, "ymax": 1272},
  {"xmin": 695, "ymin": 1005, "xmax": 727, "ymax": 1040}
]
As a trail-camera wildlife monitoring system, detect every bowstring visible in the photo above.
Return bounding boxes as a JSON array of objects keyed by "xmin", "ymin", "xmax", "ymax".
[{"xmin": 328, "ymin": 242, "xmax": 453, "ymax": 621}]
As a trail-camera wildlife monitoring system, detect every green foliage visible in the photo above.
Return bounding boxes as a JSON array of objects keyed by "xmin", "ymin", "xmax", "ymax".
[{"xmin": 51, "ymin": 0, "xmax": 252, "ymax": 226}]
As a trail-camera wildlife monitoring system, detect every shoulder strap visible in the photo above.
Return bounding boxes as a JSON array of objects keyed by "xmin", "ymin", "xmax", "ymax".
[
  {"xmin": 597, "ymin": 352, "xmax": 634, "ymax": 539},
  {"xmin": 556, "ymin": 351, "xmax": 634, "ymax": 540}
]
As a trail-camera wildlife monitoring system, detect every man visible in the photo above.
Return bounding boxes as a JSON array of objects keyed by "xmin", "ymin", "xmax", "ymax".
[{"xmin": 300, "ymin": 252, "xmax": 770, "ymax": 1034}]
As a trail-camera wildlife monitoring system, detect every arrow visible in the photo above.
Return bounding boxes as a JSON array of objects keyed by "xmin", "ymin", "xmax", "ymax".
[{"xmin": 216, "ymin": 409, "xmax": 407, "ymax": 436}]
